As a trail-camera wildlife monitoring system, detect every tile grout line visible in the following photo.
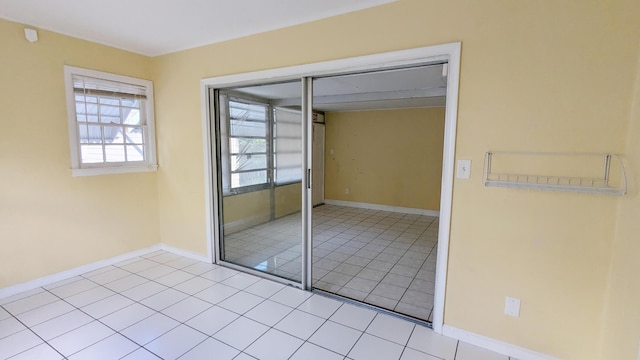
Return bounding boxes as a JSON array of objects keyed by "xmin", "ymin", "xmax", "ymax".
[
  {"xmin": 5, "ymin": 254, "xmax": 237, "ymax": 359},
  {"xmin": 200, "ymin": 287, "xmax": 337, "ymax": 358},
  {"xmin": 314, "ymin": 208, "xmax": 436, "ymax": 319},
  {"xmin": 42, "ymin": 282, "xmax": 165, "ymax": 359},
  {"xmin": 103, "ymin": 255, "xmax": 257, "ymax": 358},
  {"xmin": 1, "ymin": 249, "xmax": 457, "ymax": 360},
  {"xmin": 77, "ymin": 254, "xmax": 257, "ymax": 358},
  {"xmin": 0, "ymin": 301, "xmax": 68, "ymax": 360},
  {"xmin": 222, "ymin": 205, "xmax": 437, "ymax": 321}
]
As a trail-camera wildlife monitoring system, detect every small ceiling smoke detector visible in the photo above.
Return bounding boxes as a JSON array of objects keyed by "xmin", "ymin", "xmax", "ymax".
[{"xmin": 24, "ymin": 28, "xmax": 38, "ymax": 43}]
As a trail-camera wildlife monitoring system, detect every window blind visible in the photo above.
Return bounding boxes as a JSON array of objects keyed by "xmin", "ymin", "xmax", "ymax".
[
  {"xmin": 73, "ymin": 75, "xmax": 147, "ymax": 165},
  {"xmin": 274, "ymin": 107, "xmax": 302, "ymax": 184},
  {"xmin": 73, "ymin": 75, "xmax": 147, "ymax": 100},
  {"xmin": 227, "ymin": 100, "xmax": 269, "ymax": 190}
]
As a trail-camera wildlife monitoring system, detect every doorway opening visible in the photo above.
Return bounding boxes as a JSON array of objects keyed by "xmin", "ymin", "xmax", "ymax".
[
  {"xmin": 309, "ymin": 66, "xmax": 445, "ymax": 322},
  {"xmin": 201, "ymin": 43, "xmax": 460, "ymax": 332}
]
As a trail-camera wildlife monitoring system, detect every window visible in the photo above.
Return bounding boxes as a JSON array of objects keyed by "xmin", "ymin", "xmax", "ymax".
[
  {"xmin": 218, "ymin": 93, "xmax": 303, "ymax": 195},
  {"xmin": 64, "ymin": 66, "xmax": 157, "ymax": 176},
  {"xmin": 228, "ymin": 99, "xmax": 269, "ymax": 189},
  {"xmin": 274, "ymin": 107, "xmax": 302, "ymax": 184}
]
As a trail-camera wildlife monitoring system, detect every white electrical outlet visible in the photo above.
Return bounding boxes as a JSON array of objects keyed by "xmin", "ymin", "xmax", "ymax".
[
  {"xmin": 456, "ymin": 160, "xmax": 471, "ymax": 179},
  {"xmin": 344, "ymin": 188, "xmax": 350, "ymax": 194},
  {"xmin": 505, "ymin": 296, "xmax": 521, "ymax": 317}
]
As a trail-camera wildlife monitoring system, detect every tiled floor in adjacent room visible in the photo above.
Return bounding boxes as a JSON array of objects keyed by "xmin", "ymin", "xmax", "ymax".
[
  {"xmin": 312, "ymin": 205, "xmax": 437, "ymax": 322},
  {"xmin": 0, "ymin": 250, "xmax": 516, "ymax": 360},
  {"xmin": 225, "ymin": 204, "xmax": 438, "ymax": 321}
]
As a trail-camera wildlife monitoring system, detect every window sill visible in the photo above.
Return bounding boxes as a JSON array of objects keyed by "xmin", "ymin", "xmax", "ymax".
[
  {"xmin": 275, "ymin": 181, "xmax": 302, "ymax": 187},
  {"xmin": 71, "ymin": 164, "xmax": 158, "ymax": 177}
]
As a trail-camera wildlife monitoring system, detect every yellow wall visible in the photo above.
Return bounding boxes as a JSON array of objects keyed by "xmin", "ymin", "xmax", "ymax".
[
  {"xmin": 601, "ymin": 51, "xmax": 640, "ymax": 359},
  {"xmin": 3, "ymin": 0, "xmax": 640, "ymax": 358},
  {"xmin": 324, "ymin": 108, "xmax": 444, "ymax": 210},
  {"xmin": 0, "ymin": 19, "xmax": 160, "ymax": 287},
  {"xmin": 151, "ymin": 1, "xmax": 640, "ymax": 358},
  {"xmin": 222, "ymin": 190, "xmax": 270, "ymax": 229},
  {"xmin": 222, "ymin": 183, "xmax": 301, "ymax": 233},
  {"xmin": 275, "ymin": 183, "xmax": 302, "ymax": 218}
]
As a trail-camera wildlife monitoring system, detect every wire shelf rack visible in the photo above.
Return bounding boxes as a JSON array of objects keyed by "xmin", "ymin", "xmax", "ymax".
[{"xmin": 483, "ymin": 152, "xmax": 627, "ymax": 196}]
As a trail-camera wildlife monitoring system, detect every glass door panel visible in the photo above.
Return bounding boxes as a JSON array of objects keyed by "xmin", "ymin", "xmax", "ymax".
[
  {"xmin": 309, "ymin": 66, "xmax": 444, "ymax": 322},
  {"xmin": 215, "ymin": 80, "xmax": 304, "ymax": 283}
]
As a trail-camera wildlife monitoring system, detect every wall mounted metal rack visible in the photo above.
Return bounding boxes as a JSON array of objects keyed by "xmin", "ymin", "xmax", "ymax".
[{"xmin": 483, "ymin": 151, "xmax": 627, "ymax": 196}]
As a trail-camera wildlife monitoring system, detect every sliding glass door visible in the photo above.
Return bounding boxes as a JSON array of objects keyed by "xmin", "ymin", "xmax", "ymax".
[
  {"xmin": 206, "ymin": 51, "xmax": 455, "ymax": 326},
  {"xmin": 213, "ymin": 80, "xmax": 309, "ymax": 285}
]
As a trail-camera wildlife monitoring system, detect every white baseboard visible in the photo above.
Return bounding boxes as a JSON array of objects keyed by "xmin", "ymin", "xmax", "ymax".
[
  {"xmin": 0, "ymin": 244, "xmax": 213, "ymax": 300},
  {"xmin": 160, "ymin": 244, "xmax": 210, "ymax": 263},
  {"xmin": 0, "ymin": 244, "xmax": 162, "ymax": 299},
  {"xmin": 324, "ymin": 199, "xmax": 440, "ymax": 217},
  {"xmin": 443, "ymin": 325, "xmax": 560, "ymax": 360}
]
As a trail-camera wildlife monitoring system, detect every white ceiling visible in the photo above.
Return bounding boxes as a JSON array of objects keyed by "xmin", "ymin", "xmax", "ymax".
[
  {"xmin": 1, "ymin": 0, "xmax": 446, "ymax": 111},
  {"xmin": 0, "ymin": 0, "xmax": 397, "ymax": 56},
  {"xmin": 233, "ymin": 65, "xmax": 447, "ymax": 111}
]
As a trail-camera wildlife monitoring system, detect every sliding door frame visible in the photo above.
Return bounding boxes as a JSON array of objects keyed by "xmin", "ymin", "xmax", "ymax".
[
  {"xmin": 208, "ymin": 84, "xmax": 307, "ymax": 288},
  {"xmin": 302, "ymin": 77, "xmax": 314, "ymax": 289},
  {"xmin": 200, "ymin": 42, "xmax": 461, "ymax": 333}
]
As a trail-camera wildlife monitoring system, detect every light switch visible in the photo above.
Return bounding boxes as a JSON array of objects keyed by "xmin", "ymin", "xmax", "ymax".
[
  {"xmin": 456, "ymin": 160, "xmax": 471, "ymax": 179},
  {"xmin": 505, "ymin": 297, "xmax": 521, "ymax": 317}
]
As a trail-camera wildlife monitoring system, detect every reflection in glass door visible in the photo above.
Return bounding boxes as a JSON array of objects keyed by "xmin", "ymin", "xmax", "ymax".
[
  {"xmin": 213, "ymin": 80, "xmax": 306, "ymax": 284},
  {"xmin": 207, "ymin": 59, "xmax": 450, "ymax": 324}
]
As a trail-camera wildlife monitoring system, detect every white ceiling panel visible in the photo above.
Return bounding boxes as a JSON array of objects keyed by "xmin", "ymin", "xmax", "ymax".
[
  {"xmin": 232, "ymin": 65, "xmax": 447, "ymax": 111},
  {"xmin": 313, "ymin": 65, "xmax": 446, "ymax": 96}
]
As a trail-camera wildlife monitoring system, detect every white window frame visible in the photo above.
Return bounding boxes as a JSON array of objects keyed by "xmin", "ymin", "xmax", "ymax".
[
  {"xmin": 218, "ymin": 91, "xmax": 305, "ymax": 196},
  {"xmin": 224, "ymin": 96, "xmax": 271, "ymax": 194},
  {"xmin": 64, "ymin": 66, "xmax": 158, "ymax": 176}
]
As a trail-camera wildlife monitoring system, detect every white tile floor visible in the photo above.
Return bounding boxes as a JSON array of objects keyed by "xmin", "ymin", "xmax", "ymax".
[
  {"xmin": 225, "ymin": 205, "xmax": 438, "ymax": 321},
  {"xmin": 0, "ymin": 250, "xmax": 518, "ymax": 360}
]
